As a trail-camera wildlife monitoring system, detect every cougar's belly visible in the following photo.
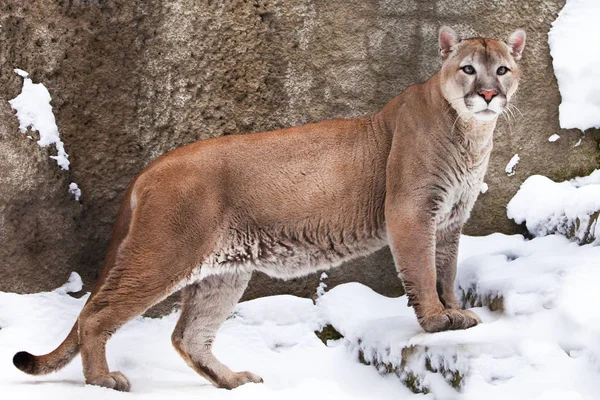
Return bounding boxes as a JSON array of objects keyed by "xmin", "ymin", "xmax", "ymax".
[{"xmin": 190, "ymin": 225, "xmax": 388, "ymax": 282}]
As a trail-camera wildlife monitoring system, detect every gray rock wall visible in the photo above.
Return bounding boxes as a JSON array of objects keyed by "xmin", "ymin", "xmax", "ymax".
[{"xmin": 1, "ymin": 0, "xmax": 598, "ymax": 307}]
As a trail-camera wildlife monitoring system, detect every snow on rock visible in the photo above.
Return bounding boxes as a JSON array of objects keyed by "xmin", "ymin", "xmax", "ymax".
[
  {"xmin": 548, "ymin": 134, "xmax": 560, "ymax": 142},
  {"xmin": 317, "ymin": 234, "xmax": 600, "ymax": 399},
  {"xmin": 53, "ymin": 272, "xmax": 84, "ymax": 295},
  {"xmin": 507, "ymin": 170, "xmax": 600, "ymax": 244},
  {"xmin": 9, "ymin": 69, "xmax": 70, "ymax": 170},
  {"xmin": 549, "ymin": 0, "xmax": 600, "ymax": 131},
  {"xmin": 505, "ymin": 154, "xmax": 520, "ymax": 176},
  {"xmin": 316, "ymin": 272, "xmax": 328, "ymax": 298},
  {"xmin": 480, "ymin": 182, "xmax": 488, "ymax": 194},
  {"xmin": 69, "ymin": 182, "xmax": 82, "ymax": 201}
]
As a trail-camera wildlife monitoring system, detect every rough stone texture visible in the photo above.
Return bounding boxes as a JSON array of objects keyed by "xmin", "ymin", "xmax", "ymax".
[{"xmin": 1, "ymin": 0, "xmax": 598, "ymax": 307}]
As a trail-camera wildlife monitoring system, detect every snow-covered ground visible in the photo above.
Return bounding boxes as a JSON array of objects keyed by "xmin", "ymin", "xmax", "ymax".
[
  {"xmin": 0, "ymin": 278, "xmax": 412, "ymax": 400},
  {"xmin": 2, "ymin": 233, "xmax": 599, "ymax": 400}
]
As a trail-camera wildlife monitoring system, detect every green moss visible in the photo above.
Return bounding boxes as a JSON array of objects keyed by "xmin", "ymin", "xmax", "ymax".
[
  {"xmin": 582, "ymin": 211, "xmax": 600, "ymax": 244},
  {"xmin": 425, "ymin": 357, "xmax": 434, "ymax": 373},
  {"xmin": 552, "ymin": 165, "xmax": 597, "ymax": 184},
  {"xmin": 423, "ymin": 352, "xmax": 464, "ymax": 390},
  {"xmin": 592, "ymin": 130, "xmax": 600, "ymax": 160},
  {"xmin": 550, "ymin": 130, "xmax": 599, "ymax": 183},
  {"xmin": 385, "ymin": 363, "xmax": 395, "ymax": 374},
  {"xmin": 402, "ymin": 372, "xmax": 427, "ymax": 394},
  {"xmin": 460, "ymin": 287, "xmax": 504, "ymax": 312},
  {"xmin": 357, "ymin": 348, "xmax": 369, "ymax": 366},
  {"xmin": 314, "ymin": 324, "xmax": 343, "ymax": 345},
  {"xmin": 489, "ymin": 295, "xmax": 504, "ymax": 312},
  {"xmin": 448, "ymin": 370, "xmax": 463, "ymax": 389}
]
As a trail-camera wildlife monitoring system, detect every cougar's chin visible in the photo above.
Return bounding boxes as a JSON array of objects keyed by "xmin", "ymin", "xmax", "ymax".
[{"xmin": 473, "ymin": 109, "xmax": 499, "ymax": 121}]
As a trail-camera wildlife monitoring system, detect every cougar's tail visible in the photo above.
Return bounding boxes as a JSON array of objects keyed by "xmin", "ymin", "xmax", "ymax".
[
  {"xmin": 13, "ymin": 322, "xmax": 79, "ymax": 375},
  {"xmin": 13, "ymin": 178, "xmax": 137, "ymax": 376}
]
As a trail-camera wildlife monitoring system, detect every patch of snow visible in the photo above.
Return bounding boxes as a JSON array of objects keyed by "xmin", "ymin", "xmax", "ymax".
[
  {"xmin": 507, "ymin": 170, "xmax": 600, "ymax": 244},
  {"xmin": 505, "ymin": 154, "xmax": 520, "ymax": 176},
  {"xmin": 480, "ymin": 182, "xmax": 488, "ymax": 194},
  {"xmin": 571, "ymin": 169, "xmax": 600, "ymax": 187},
  {"xmin": 53, "ymin": 272, "xmax": 83, "ymax": 295},
  {"xmin": 9, "ymin": 69, "xmax": 70, "ymax": 170},
  {"xmin": 69, "ymin": 182, "xmax": 82, "ymax": 201},
  {"xmin": 549, "ymin": 0, "xmax": 600, "ymax": 131},
  {"xmin": 14, "ymin": 68, "xmax": 29, "ymax": 78},
  {"xmin": 316, "ymin": 272, "xmax": 328, "ymax": 298},
  {"xmin": 548, "ymin": 134, "xmax": 560, "ymax": 142}
]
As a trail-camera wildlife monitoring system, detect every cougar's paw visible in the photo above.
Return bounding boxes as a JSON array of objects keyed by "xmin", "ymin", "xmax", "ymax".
[
  {"xmin": 419, "ymin": 308, "xmax": 481, "ymax": 333},
  {"xmin": 87, "ymin": 371, "xmax": 131, "ymax": 392},
  {"xmin": 220, "ymin": 371, "xmax": 264, "ymax": 390}
]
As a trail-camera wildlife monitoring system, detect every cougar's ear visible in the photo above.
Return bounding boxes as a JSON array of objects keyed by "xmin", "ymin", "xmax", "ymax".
[
  {"xmin": 506, "ymin": 29, "xmax": 526, "ymax": 61},
  {"xmin": 439, "ymin": 26, "xmax": 459, "ymax": 60}
]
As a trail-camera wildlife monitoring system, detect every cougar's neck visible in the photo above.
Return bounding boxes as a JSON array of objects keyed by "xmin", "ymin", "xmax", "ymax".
[{"xmin": 372, "ymin": 72, "xmax": 496, "ymax": 159}]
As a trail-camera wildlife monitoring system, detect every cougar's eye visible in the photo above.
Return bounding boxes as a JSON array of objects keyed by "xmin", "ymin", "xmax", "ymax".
[
  {"xmin": 497, "ymin": 66, "xmax": 509, "ymax": 75},
  {"xmin": 461, "ymin": 65, "xmax": 475, "ymax": 75}
]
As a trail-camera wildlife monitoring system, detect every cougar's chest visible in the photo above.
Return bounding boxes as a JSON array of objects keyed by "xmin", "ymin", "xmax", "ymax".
[{"xmin": 435, "ymin": 157, "xmax": 488, "ymax": 231}]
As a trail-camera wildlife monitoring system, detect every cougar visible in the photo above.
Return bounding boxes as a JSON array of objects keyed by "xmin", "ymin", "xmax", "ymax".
[{"xmin": 14, "ymin": 26, "xmax": 525, "ymax": 391}]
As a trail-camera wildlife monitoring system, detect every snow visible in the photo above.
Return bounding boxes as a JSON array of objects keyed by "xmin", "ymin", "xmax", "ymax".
[
  {"xmin": 316, "ymin": 272, "xmax": 328, "ymax": 298},
  {"xmin": 2, "ymin": 234, "xmax": 600, "ymax": 399},
  {"xmin": 548, "ymin": 134, "xmax": 560, "ymax": 142},
  {"xmin": 53, "ymin": 272, "xmax": 83, "ymax": 295},
  {"xmin": 0, "ymin": 280, "xmax": 412, "ymax": 400},
  {"xmin": 318, "ymin": 234, "xmax": 600, "ymax": 399},
  {"xmin": 14, "ymin": 68, "xmax": 29, "ymax": 78},
  {"xmin": 507, "ymin": 170, "xmax": 600, "ymax": 244},
  {"xmin": 549, "ymin": 0, "xmax": 600, "ymax": 131},
  {"xmin": 69, "ymin": 182, "xmax": 82, "ymax": 201},
  {"xmin": 505, "ymin": 154, "xmax": 520, "ymax": 176},
  {"xmin": 9, "ymin": 69, "xmax": 70, "ymax": 170}
]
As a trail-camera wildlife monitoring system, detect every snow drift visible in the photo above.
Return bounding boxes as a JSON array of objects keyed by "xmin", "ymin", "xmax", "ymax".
[{"xmin": 507, "ymin": 170, "xmax": 600, "ymax": 244}]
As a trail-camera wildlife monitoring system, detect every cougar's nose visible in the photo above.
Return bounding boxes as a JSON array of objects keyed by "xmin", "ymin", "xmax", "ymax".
[{"xmin": 478, "ymin": 89, "xmax": 498, "ymax": 104}]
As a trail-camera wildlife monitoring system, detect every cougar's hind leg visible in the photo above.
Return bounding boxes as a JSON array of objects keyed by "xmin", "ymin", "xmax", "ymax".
[
  {"xmin": 77, "ymin": 216, "xmax": 213, "ymax": 391},
  {"xmin": 171, "ymin": 272, "xmax": 262, "ymax": 390},
  {"xmin": 77, "ymin": 251, "xmax": 191, "ymax": 392}
]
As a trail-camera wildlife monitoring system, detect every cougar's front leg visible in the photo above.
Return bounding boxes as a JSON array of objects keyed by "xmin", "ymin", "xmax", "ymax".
[
  {"xmin": 386, "ymin": 207, "xmax": 479, "ymax": 333},
  {"xmin": 436, "ymin": 227, "xmax": 482, "ymax": 324},
  {"xmin": 435, "ymin": 227, "xmax": 462, "ymax": 309}
]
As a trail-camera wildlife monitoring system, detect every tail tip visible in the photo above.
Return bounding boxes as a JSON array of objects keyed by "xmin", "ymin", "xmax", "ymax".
[{"xmin": 13, "ymin": 351, "xmax": 36, "ymax": 374}]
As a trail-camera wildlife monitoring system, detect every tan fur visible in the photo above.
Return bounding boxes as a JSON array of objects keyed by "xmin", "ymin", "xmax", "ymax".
[{"xmin": 14, "ymin": 27, "xmax": 525, "ymax": 391}]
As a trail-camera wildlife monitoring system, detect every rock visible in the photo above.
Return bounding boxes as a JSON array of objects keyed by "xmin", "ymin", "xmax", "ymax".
[
  {"xmin": 356, "ymin": 343, "xmax": 467, "ymax": 393},
  {"xmin": 0, "ymin": 1, "xmax": 597, "ymax": 304},
  {"xmin": 314, "ymin": 324, "xmax": 344, "ymax": 345}
]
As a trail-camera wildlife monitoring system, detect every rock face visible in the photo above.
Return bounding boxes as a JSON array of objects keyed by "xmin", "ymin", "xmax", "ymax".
[{"xmin": 1, "ymin": 0, "xmax": 598, "ymax": 305}]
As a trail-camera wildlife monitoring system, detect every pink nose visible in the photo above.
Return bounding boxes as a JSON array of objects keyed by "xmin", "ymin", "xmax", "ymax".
[{"xmin": 478, "ymin": 89, "xmax": 498, "ymax": 104}]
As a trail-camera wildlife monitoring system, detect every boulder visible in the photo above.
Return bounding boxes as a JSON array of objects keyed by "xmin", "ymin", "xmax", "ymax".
[{"xmin": 0, "ymin": 0, "xmax": 597, "ymax": 304}]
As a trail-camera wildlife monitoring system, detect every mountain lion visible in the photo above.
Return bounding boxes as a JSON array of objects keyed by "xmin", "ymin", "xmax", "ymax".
[{"xmin": 14, "ymin": 27, "xmax": 525, "ymax": 391}]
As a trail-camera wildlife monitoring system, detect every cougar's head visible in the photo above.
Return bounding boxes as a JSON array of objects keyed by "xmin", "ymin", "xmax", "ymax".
[{"xmin": 438, "ymin": 26, "xmax": 526, "ymax": 122}]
